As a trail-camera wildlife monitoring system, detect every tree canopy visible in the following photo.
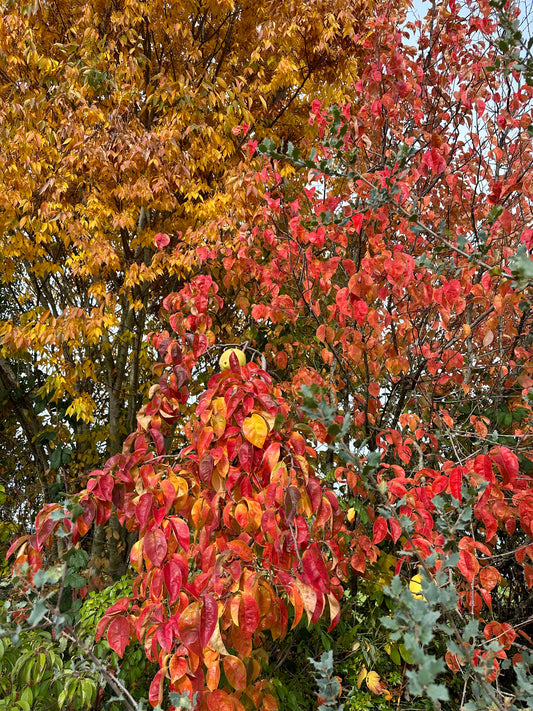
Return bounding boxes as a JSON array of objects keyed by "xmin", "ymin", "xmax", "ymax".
[
  {"xmin": 2, "ymin": 0, "xmax": 533, "ymax": 710},
  {"xmin": 0, "ymin": 0, "xmax": 371, "ymax": 569}
]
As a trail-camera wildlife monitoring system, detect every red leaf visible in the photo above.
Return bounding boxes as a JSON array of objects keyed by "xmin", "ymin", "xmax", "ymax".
[
  {"xmin": 169, "ymin": 517, "xmax": 190, "ymax": 552},
  {"xmin": 148, "ymin": 668, "xmax": 165, "ymax": 707},
  {"xmin": 136, "ymin": 493, "xmax": 153, "ymax": 529},
  {"xmin": 144, "ymin": 529, "xmax": 168, "ymax": 567},
  {"xmin": 149, "ymin": 427, "xmax": 164, "ymax": 456},
  {"xmin": 445, "ymin": 651, "xmax": 461, "ymax": 673},
  {"xmin": 372, "ymin": 516, "xmax": 388, "ymax": 544},
  {"xmin": 458, "ymin": 549, "xmax": 479, "ymax": 583},
  {"xmin": 95, "ymin": 615, "xmax": 110, "ymax": 642},
  {"xmin": 423, "ymin": 147, "xmax": 446, "ymax": 173},
  {"xmin": 353, "ymin": 298, "xmax": 368, "ymax": 325},
  {"xmin": 284, "ymin": 486, "xmax": 301, "ymax": 524},
  {"xmin": 351, "ymin": 213, "xmax": 363, "ymax": 233},
  {"xmin": 5, "ymin": 535, "xmax": 29, "ymax": 560},
  {"xmin": 229, "ymin": 349, "xmax": 242, "ymax": 372},
  {"xmin": 389, "ymin": 519, "xmax": 402, "ymax": 543},
  {"xmin": 491, "ymin": 446, "xmax": 518, "ymax": 486},
  {"xmin": 261, "ymin": 441, "xmax": 280, "ymax": 475},
  {"xmin": 302, "ymin": 545, "xmax": 329, "ymax": 592},
  {"xmin": 193, "ymin": 334, "xmax": 209, "ymax": 358},
  {"xmin": 154, "ymin": 232, "xmax": 170, "ymax": 249},
  {"xmin": 178, "ymin": 601, "xmax": 201, "ymax": 654},
  {"xmin": 172, "ymin": 365, "xmax": 189, "ymax": 388},
  {"xmin": 199, "ymin": 453, "xmax": 214, "ymax": 483},
  {"xmin": 238, "ymin": 441, "xmax": 253, "ymax": 473},
  {"xmin": 163, "ymin": 560, "xmax": 182, "ymax": 603},
  {"xmin": 107, "ymin": 616, "xmax": 130, "ymax": 657},
  {"xmin": 200, "ymin": 594, "xmax": 218, "ymax": 648},
  {"xmin": 443, "ymin": 279, "xmax": 461, "ymax": 305},
  {"xmin": 196, "ymin": 426, "xmax": 214, "ymax": 458},
  {"xmin": 450, "ymin": 467, "xmax": 463, "ymax": 502},
  {"xmin": 157, "ymin": 620, "xmax": 174, "ymax": 652},
  {"xmin": 477, "ymin": 507, "xmax": 498, "ymax": 542},
  {"xmin": 98, "ymin": 473, "xmax": 114, "ymax": 501},
  {"xmin": 238, "ymin": 593, "xmax": 260, "ymax": 636},
  {"xmin": 499, "ymin": 208, "xmax": 513, "ymax": 232},
  {"xmin": 223, "ymin": 655, "xmax": 247, "ymax": 691},
  {"xmin": 105, "ymin": 597, "xmax": 131, "ymax": 615},
  {"xmin": 473, "ymin": 454, "xmax": 494, "ymax": 482}
]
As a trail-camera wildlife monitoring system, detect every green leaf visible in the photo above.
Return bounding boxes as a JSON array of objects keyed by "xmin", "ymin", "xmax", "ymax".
[
  {"xmin": 426, "ymin": 683, "xmax": 449, "ymax": 702},
  {"xmin": 27, "ymin": 600, "xmax": 48, "ymax": 626},
  {"xmin": 50, "ymin": 447, "xmax": 62, "ymax": 470},
  {"xmin": 64, "ymin": 570, "xmax": 87, "ymax": 589},
  {"xmin": 168, "ymin": 691, "xmax": 197, "ymax": 709}
]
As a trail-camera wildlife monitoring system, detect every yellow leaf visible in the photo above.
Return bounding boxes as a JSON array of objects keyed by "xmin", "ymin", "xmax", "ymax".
[
  {"xmin": 409, "ymin": 573, "xmax": 426, "ymax": 600},
  {"xmin": 366, "ymin": 670, "xmax": 383, "ymax": 694},
  {"xmin": 357, "ymin": 667, "xmax": 367, "ymax": 689},
  {"xmin": 242, "ymin": 413, "xmax": 268, "ymax": 449},
  {"xmin": 207, "ymin": 622, "xmax": 228, "ymax": 656}
]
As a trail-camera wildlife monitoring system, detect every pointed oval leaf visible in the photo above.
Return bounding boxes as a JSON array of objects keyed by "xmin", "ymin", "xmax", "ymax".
[
  {"xmin": 223, "ymin": 655, "xmax": 247, "ymax": 691},
  {"xmin": 479, "ymin": 565, "xmax": 501, "ymax": 591},
  {"xmin": 163, "ymin": 560, "xmax": 183, "ymax": 604},
  {"xmin": 206, "ymin": 689, "xmax": 234, "ymax": 711},
  {"xmin": 177, "ymin": 601, "xmax": 201, "ymax": 653},
  {"xmin": 238, "ymin": 593, "xmax": 260, "ymax": 636},
  {"xmin": 200, "ymin": 594, "xmax": 219, "ymax": 649},
  {"xmin": 144, "ymin": 529, "xmax": 168, "ymax": 567},
  {"xmin": 450, "ymin": 467, "xmax": 463, "ymax": 502},
  {"xmin": 302, "ymin": 546, "xmax": 329, "ymax": 592},
  {"xmin": 148, "ymin": 668, "xmax": 165, "ymax": 707},
  {"xmin": 372, "ymin": 516, "xmax": 388, "ymax": 544},
  {"xmin": 366, "ymin": 670, "xmax": 383, "ymax": 694},
  {"xmin": 107, "ymin": 616, "xmax": 130, "ymax": 657},
  {"xmin": 169, "ymin": 653, "xmax": 188, "ymax": 683},
  {"xmin": 242, "ymin": 413, "xmax": 268, "ymax": 449}
]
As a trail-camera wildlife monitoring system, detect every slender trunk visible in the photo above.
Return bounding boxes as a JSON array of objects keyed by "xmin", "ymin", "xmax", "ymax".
[{"xmin": 0, "ymin": 357, "xmax": 49, "ymax": 501}]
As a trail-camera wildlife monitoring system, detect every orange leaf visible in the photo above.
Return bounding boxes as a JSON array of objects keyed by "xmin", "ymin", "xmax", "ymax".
[
  {"xmin": 458, "ymin": 549, "xmax": 479, "ymax": 583},
  {"xmin": 223, "ymin": 655, "xmax": 247, "ymax": 690},
  {"xmin": 206, "ymin": 689, "xmax": 235, "ymax": 711},
  {"xmin": 169, "ymin": 653, "xmax": 188, "ymax": 683},
  {"xmin": 206, "ymin": 660, "xmax": 221, "ymax": 691},
  {"xmin": 291, "ymin": 585, "xmax": 303, "ymax": 629},
  {"xmin": 295, "ymin": 579, "xmax": 317, "ymax": 624},
  {"xmin": 261, "ymin": 694, "xmax": 278, "ymax": 711},
  {"xmin": 479, "ymin": 566, "xmax": 501, "ymax": 591}
]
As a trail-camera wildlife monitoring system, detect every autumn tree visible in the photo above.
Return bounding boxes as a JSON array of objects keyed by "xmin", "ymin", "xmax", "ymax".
[
  {"xmin": 4, "ymin": 0, "xmax": 533, "ymax": 710},
  {"xmin": 0, "ymin": 0, "xmax": 373, "ymax": 571}
]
